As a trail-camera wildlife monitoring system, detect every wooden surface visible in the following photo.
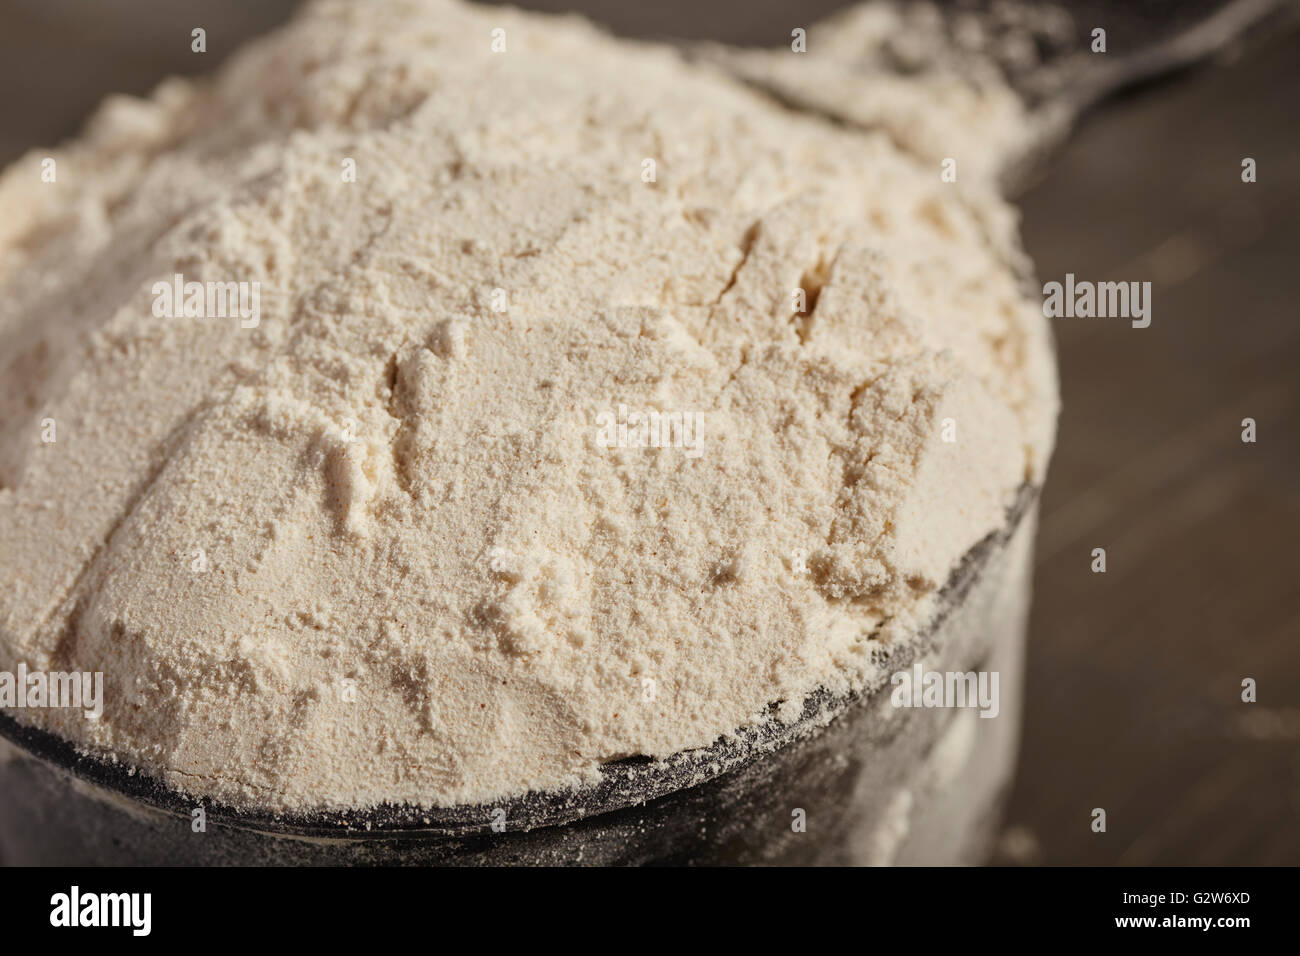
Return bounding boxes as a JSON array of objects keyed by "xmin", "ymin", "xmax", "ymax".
[
  {"xmin": 995, "ymin": 24, "xmax": 1300, "ymax": 865},
  {"xmin": 0, "ymin": 2, "xmax": 1296, "ymax": 866}
]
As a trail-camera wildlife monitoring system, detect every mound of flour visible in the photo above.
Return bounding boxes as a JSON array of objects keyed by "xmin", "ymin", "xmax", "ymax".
[{"xmin": 0, "ymin": 0, "xmax": 1056, "ymax": 810}]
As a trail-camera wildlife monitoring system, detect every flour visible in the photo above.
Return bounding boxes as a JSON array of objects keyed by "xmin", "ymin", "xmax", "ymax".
[
  {"xmin": 699, "ymin": 2, "xmax": 1041, "ymax": 183},
  {"xmin": 0, "ymin": 0, "xmax": 1056, "ymax": 811}
]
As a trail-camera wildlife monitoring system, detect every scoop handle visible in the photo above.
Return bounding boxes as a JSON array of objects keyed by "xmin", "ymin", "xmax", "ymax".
[
  {"xmin": 940, "ymin": 0, "xmax": 1295, "ymax": 110},
  {"xmin": 903, "ymin": 0, "xmax": 1295, "ymax": 190}
]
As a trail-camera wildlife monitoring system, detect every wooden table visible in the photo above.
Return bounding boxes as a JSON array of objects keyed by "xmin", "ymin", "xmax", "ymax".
[{"xmin": 997, "ymin": 24, "xmax": 1300, "ymax": 865}]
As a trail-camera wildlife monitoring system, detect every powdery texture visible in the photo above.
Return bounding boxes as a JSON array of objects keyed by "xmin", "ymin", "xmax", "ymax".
[{"xmin": 0, "ymin": 0, "xmax": 1056, "ymax": 810}]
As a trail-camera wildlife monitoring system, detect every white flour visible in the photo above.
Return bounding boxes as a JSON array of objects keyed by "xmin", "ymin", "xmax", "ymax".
[{"xmin": 0, "ymin": 0, "xmax": 1056, "ymax": 810}]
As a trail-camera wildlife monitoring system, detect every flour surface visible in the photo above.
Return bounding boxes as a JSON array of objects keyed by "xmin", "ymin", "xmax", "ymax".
[{"xmin": 0, "ymin": 0, "xmax": 1056, "ymax": 810}]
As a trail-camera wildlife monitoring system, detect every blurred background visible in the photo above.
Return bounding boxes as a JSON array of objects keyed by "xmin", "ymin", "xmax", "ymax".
[{"xmin": 2, "ymin": 0, "xmax": 1296, "ymax": 864}]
